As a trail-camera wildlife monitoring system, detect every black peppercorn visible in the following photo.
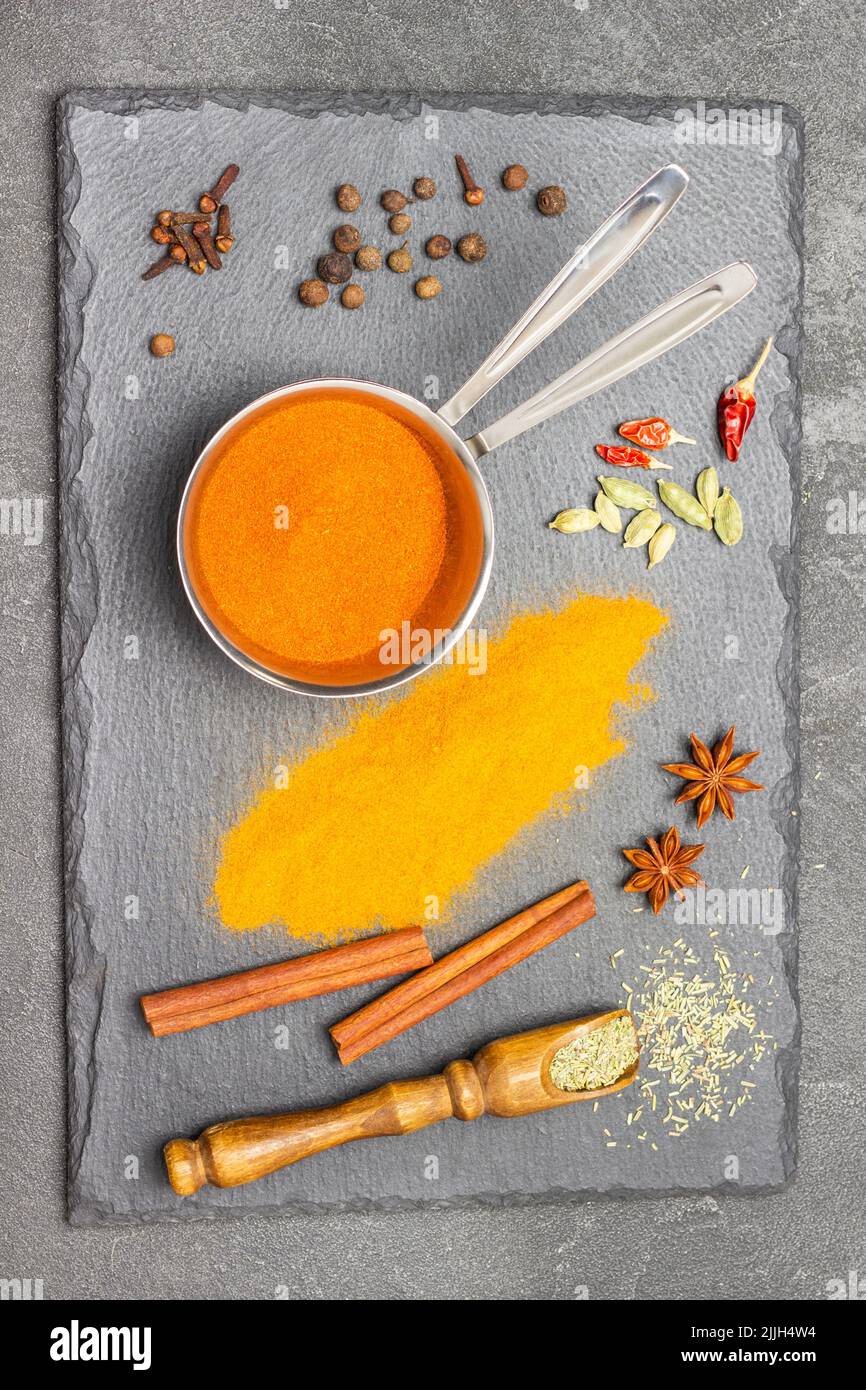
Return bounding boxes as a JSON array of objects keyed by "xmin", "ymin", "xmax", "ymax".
[
  {"xmin": 502, "ymin": 163, "xmax": 529, "ymax": 191},
  {"xmin": 413, "ymin": 176, "xmax": 437, "ymax": 200},
  {"xmin": 299, "ymin": 278, "xmax": 329, "ymax": 307},
  {"xmin": 426, "ymin": 234, "xmax": 452, "ymax": 260},
  {"xmin": 381, "ymin": 189, "xmax": 411, "ymax": 213},
  {"xmin": 456, "ymin": 232, "xmax": 487, "ymax": 263},
  {"xmin": 333, "ymin": 224, "xmax": 361, "ymax": 253},
  {"xmin": 537, "ymin": 185, "xmax": 567, "ymax": 217},
  {"xmin": 336, "ymin": 183, "xmax": 362, "ymax": 212},
  {"xmin": 317, "ymin": 251, "xmax": 353, "ymax": 285}
]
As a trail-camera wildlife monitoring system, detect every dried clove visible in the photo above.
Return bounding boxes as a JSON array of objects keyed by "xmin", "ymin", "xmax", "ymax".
[
  {"xmin": 199, "ymin": 163, "xmax": 239, "ymax": 214},
  {"xmin": 141, "ymin": 254, "xmax": 179, "ymax": 282},
  {"xmin": 173, "ymin": 225, "xmax": 207, "ymax": 273},
  {"xmin": 193, "ymin": 220, "xmax": 223, "ymax": 270},
  {"xmin": 214, "ymin": 204, "xmax": 234, "ymax": 254},
  {"xmin": 455, "ymin": 154, "xmax": 484, "ymax": 205}
]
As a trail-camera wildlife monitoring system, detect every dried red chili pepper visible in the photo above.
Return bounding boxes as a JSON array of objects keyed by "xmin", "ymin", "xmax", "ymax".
[
  {"xmin": 594, "ymin": 443, "xmax": 672, "ymax": 471},
  {"xmin": 618, "ymin": 416, "xmax": 696, "ymax": 450},
  {"xmin": 717, "ymin": 336, "xmax": 773, "ymax": 462}
]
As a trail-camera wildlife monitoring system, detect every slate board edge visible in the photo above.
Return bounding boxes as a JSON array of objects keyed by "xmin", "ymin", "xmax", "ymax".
[{"xmin": 55, "ymin": 90, "xmax": 804, "ymax": 1224}]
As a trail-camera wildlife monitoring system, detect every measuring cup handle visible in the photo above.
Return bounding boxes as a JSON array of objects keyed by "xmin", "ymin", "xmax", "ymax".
[
  {"xmin": 437, "ymin": 163, "xmax": 689, "ymax": 429},
  {"xmin": 464, "ymin": 261, "xmax": 758, "ymax": 459}
]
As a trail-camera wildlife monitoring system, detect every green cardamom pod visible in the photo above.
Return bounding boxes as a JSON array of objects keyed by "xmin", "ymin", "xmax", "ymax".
[
  {"xmin": 548, "ymin": 507, "xmax": 600, "ymax": 534},
  {"xmin": 713, "ymin": 487, "xmax": 744, "ymax": 546},
  {"xmin": 597, "ymin": 475, "xmax": 657, "ymax": 510},
  {"xmin": 623, "ymin": 509, "xmax": 662, "ymax": 548},
  {"xmin": 593, "ymin": 492, "xmax": 622, "ymax": 533},
  {"xmin": 648, "ymin": 521, "xmax": 676, "ymax": 569},
  {"xmin": 696, "ymin": 466, "xmax": 720, "ymax": 518},
  {"xmin": 657, "ymin": 478, "xmax": 712, "ymax": 530}
]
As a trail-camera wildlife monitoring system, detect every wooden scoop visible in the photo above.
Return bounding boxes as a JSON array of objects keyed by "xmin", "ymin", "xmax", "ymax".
[{"xmin": 164, "ymin": 1009, "xmax": 638, "ymax": 1195}]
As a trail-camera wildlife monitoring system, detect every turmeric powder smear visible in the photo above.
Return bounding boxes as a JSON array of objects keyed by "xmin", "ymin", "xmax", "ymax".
[{"xmin": 214, "ymin": 592, "xmax": 668, "ymax": 941}]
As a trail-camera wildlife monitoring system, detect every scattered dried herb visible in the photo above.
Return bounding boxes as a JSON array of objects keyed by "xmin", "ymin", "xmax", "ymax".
[
  {"xmin": 340, "ymin": 284, "xmax": 365, "ymax": 310},
  {"xmin": 502, "ymin": 163, "xmax": 529, "ymax": 191},
  {"xmin": 336, "ymin": 183, "xmax": 362, "ymax": 212},
  {"xmin": 149, "ymin": 333, "xmax": 175, "ymax": 358},
  {"xmin": 333, "ymin": 224, "xmax": 362, "ymax": 253},
  {"xmin": 414, "ymin": 276, "xmax": 442, "ymax": 300},
  {"xmin": 623, "ymin": 826, "xmax": 705, "ymax": 915},
  {"xmin": 537, "ymin": 185, "xmax": 567, "ymax": 217},
  {"xmin": 214, "ymin": 205, "xmax": 234, "ymax": 254},
  {"xmin": 549, "ymin": 1016, "xmax": 639, "ymax": 1092},
  {"xmin": 388, "ymin": 212, "xmax": 412, "ymax": 235},
  {"xmin": 413, "ymin": 176, "xmax": 437, "ymax": 200},
  {"xmin": 456, "ymin": 232, "xmax": 487, "ymax": 263},
  {"xmin": 355, "ymin": 245, "xmax": 382, "ymax": 272},
  {"xmin": 618, "ymin": 417, "xmax": 695, "ymax": 450},
  {"xmin": 717, "ymin": 336, "xmax": 773, "ymax": 461},
  {"xmin": 193, "ymin": 220, "xmax": 222, "ymax": 270},
  {"xmin": 662, "ymin": 727, "xmax": 763, "ymax": 828},
  {"xmin": 595, "ymin": 444, "xmax": 671, "ymax": 471},
  {"xmin": 387, "ymin": 243, "xmax": 413, "ymax": 274},
  {"xmin": 298, "ymin": 278, "xmax": 329, "ymax": 307},
  {"xmin": 455, "ymin": 153, "xmax": 484, "ymax": 205},
  {"xmin": 426, "ymin": 234, "xmax": 452, "ymax": 260},
  {"xmin": 317, "ymin": 251, "xmax": 353, "ymax": 285}
]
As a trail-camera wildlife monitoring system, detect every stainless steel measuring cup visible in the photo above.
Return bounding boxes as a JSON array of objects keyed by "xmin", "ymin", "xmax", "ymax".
[{"xmin": 177, "ymin": 164, "xmax": 757, "ymax": 697}]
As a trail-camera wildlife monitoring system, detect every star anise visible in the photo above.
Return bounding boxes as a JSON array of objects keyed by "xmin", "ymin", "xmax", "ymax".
[
  {"xmin": 662, "ymin": 726, "xmax": 763, "ymax": 829},
  {"xmin": 623, "ymin": 825, "xmax": 705, "ymax": 915}
]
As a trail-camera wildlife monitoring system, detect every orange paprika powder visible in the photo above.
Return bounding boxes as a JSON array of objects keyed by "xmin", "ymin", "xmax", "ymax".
[{"xmin": 183, "ymin": 389, "xmax": 485, "ymax": 684}]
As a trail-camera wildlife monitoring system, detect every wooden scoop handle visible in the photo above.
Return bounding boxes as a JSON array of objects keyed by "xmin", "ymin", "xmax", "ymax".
[{"xmin": 165, "ymin": 1060, "xmax": 485, "ymax": 1195}]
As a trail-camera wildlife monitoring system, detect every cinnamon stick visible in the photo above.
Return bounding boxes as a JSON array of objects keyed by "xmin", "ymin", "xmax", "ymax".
[
  {"xmin": 330, "ymin": 881, "xmax": 595, "ymax": 1064},
  {"xmin": 141, "ymin": 927, "xmax": 431, "ymax": 1037}
]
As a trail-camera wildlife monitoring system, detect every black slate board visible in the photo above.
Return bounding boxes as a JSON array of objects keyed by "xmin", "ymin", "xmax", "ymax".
[{"xmin": 57, "ymin": 92, "xmax": 802, "ymax": 1223}]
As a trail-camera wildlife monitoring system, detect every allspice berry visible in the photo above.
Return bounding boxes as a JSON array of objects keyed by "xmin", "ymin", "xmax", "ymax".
[
  {"xmin": 413, "ymin": 176, "xmax": 437, "ymax": 200},
  {"xmin": 415, "ymin": 276, "xmax": 442, "ymax": 300},
  {"xmin": 298, "ymin": 278, "xmax": 329, "ymax": 307},
  {"xmin": 355, "ymin": 245, "xmax": 382, "ymax": 272},
  {"xmin": 381, "ymin": 189, "xmax": 410, "ymax": 213},
  {"xmin": 149, "ymin": 333, "xmax": 175, "ymax": 357},
  {"xmin": 537, "ymin": 184, "xmax": 567, "ymax": 217},
  {"xmin": 333, "ymin": 224, "xmax": 361, "ymax": 253},
  {"xmin": 341, "ymin": 283, "xmax": 365, "ymax": 310},
  {"xmin": 336, "ymin": 183, "xmax": 362, "ymax": 212},
  {"xmin": 387, "ymin": 242, "xmax": 413, "ymax": 273},
  {"xmin": 388, "ymin": 212, "xmax": 412, "ymax": 235},
  {"xmin": 317, "ymin": 251, "xmax": 352, "ymax": 285},
  {"xmin": 502, "ymin": 163, "xmax": 529, "ymax": 191},
  {"xmin": 425, "ymin": 234, "xmax": 452, "ymax": 260},
  {"xmin": 456, "ymin": 232, "xmax": 487, "ymax": 263}
]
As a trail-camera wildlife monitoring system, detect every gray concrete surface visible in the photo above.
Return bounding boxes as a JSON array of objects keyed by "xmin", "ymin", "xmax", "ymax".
[{"xmin": 0, "ymin": 0, "xmax": 863, "ymax": 1299}]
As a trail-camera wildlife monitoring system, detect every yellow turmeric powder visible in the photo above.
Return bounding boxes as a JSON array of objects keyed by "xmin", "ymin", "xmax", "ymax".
[
  {"xmin": 183, "ymin": 388, "xmax": 485, "ymax": 684},
  {"xmin": 213, "ymin": 590, "xmax": 668, "ymax": 941}
]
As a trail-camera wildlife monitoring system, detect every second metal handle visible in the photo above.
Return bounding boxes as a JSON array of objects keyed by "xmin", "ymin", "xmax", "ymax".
[{"xmin": 464, "ymin": 261, "xmax": 758, "ymax": 459}]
